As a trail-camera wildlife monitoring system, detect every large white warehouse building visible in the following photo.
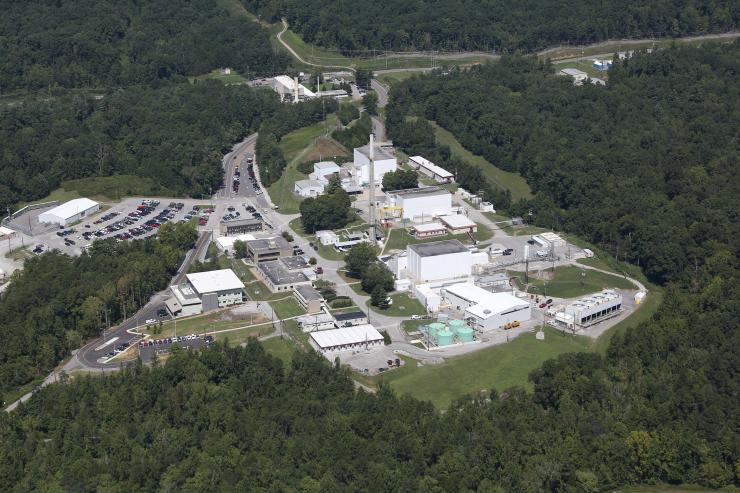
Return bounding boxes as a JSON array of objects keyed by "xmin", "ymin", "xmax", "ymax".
[
  {"xmin": 386, "ymin": 187, "xmax": 452, "ymax": 221},
  {"xmin": 167, "ymin": 269, "xmax": 245, "ymax": 317},
  {"xmin": 39, "ymin": 198, "xmax": 100, "ymax": 226},
  {"xmin": 407, "ymin": 240, "xmax": 473, "ymax": 284},
  {"xmin": 442, "ymin": 282, "xmax": 531, "ymax": 331},
  {"xmin": 353, "ymin": 144, "xmax": 397, "ymax": 185}
]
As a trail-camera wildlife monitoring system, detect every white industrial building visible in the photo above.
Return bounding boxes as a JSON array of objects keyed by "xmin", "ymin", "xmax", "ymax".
[
  {"xmin": 559, "ymin": 68, "xmax": 588, "ymax": 85},
  {"xmin": 353, "ymin": 144, "xmax": 397, "ymax": 185},
  {"xmin": 215, "ymin": 233, "xmax": 256, "ymax": 253},
  {"xmin": 408, "ymin": 156, "xmax": 454, "ymax": 183},
  {"xmin": 309, "ymin": 324, "xmax": 384, "ymax": 354},
  {"xmin": 316, "ymin": 230, "xmax": 339, "ymax": 246},
  {"xmin": 406, "ymin": 240, "xmax": 474, "ymax": 284},
  {"xmin": 294, "ymin": 179, "xmax": 325, "ymax": 198},
  {"xmin": 385, "ymin": 187, "xmax": 452, "ymax": 222},
  {"xmin": 167, "ymin": 269, "xmax": 245, "ymax": 317},
  {"xmin": 297, "ymin": 312, "xmax": 336, "ymax": 332},
  {"xmin": 39, "ymin": 198, "xmax": 100, "ymax": 226},
  {"xmin": 554, "ymin": 290, "xmax": 622, "ymax": 330},
  {"xmin": 311, "ymin": 161, "xmax": 341, "ymax": 184},
  {"xmin": 442, "ymin": 282, "xmax": 531, "ymax": 331},
  {"xmin": 412, "ymin": 222, "xmax": 447, "ymax": 238},
  {"xmin": 439, "ymin": 214, "xmax": 477, "ymax": 234},
  {"xmin": 270, "ymin": 75, "xmax": 316, "ymax": 102}
]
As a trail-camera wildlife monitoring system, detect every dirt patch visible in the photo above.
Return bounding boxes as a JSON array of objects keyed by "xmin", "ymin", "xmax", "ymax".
[{"xmin": 302, "ymin": 137, "xmax": 348, "ymax": 162}]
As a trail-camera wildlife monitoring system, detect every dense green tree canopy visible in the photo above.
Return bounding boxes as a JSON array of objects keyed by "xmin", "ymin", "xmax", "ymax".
[
  {"xmin": 299, "ymin": 176, "xmax": 355, "ymax": 232},
  {"xmin": 0, "ymin": 0, "xmax": 289, "ymax": 91},
  {"xmin": 0, "ymin": 222, "xmax": 196, "ymax": 400},
  {"xmin": 0, "ymin": 82, "xmax": 278, "ymax": 211},
  {"xmin": 244, "ymin": 0, "xmax": 738, "ymax": 53},
  {"xmin": 387, "ymin": 43, "xmax": 740, "ymax": 284}
]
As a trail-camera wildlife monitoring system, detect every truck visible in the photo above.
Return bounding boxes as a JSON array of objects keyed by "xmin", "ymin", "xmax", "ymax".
[{"xmin": 503, "ymin": 320, "xmax": 521, "ymax": 330}]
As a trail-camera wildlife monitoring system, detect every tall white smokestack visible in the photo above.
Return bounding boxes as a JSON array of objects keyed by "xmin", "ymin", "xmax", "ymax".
[{"xmin": 368, "ymin": 134, "xmax": 376, "ymax": 244}]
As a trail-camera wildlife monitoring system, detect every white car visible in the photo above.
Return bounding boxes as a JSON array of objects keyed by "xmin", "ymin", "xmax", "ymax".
[
  {"xmin": 145, "ymin": 319, "xmax": 156, "ymax": 325},
  {"xmin": 410, "ymin": 315, "xmax": 422, "ymax": 320}
]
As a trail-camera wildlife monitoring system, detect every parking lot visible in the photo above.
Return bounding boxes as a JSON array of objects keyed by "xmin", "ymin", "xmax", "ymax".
[{"xmin": 137, "ymin": 334, "xmax": 213, "ymax": 363}]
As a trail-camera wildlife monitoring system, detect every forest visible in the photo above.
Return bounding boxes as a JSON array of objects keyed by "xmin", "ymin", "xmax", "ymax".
[
  {"xmin": 1, "ymin": 257, "xmax": 737, "ymax": 491},
  {"xmin": 243, "ymin": 0, "xmax": 738, "ymax": 53},
  {"xmin": 0, "ymin": 82, "xmax": 280, "ymax": 211},
  {"xmin": 386, "ymin": 43, "xmax": 740, "ymax": 285},
  {"xmin": 0, "ymin": 0, "xmax": 288, "ymax": 91},
  {"xmin": 0, "ymin": 222, "xmax": 197, "ymax": 402}
]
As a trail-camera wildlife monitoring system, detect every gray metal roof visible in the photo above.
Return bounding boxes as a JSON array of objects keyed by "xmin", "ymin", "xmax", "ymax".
[
  {"xmin": 247, "ymin": 236, "xmax": 290, "ymax": 252},
  {"xmin": 409, "ymin": 239, "xmax": 468, "ymax": 257},
  {"xmin": 356, "ymin": 144, "xmax": 395, "ymax": 161},
  {"xmin": 334, "ymin": 310, "xmax": 367, "ymax": 321},
  {"xmin": 389, "ymin": 186, "xmax": 449, "ymax": 198},
  {"xmin": 295, "ymin": 284, "xmax": 323, "ymax": 301},
  {"xmin": 258, "ymin": 260, "xmax": 310, "ymax": 286}
]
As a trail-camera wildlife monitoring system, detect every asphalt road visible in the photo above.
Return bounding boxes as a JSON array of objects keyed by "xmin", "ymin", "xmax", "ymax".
[{"xmin": 371, "ymin": 79, "xmax": 389, "ymax": 107}]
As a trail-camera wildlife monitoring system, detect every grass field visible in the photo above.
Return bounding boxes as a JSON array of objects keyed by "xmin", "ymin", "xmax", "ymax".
[
  {"xmin": 508, "ymin": 265, "xmax": 635, "ymax": 299},
  {"xmin": 377, "ymin": 327, "xmax": 590, "ymax": 408},
  {"xmin": 262, "ymin": 337, "xmax": 296, "ymax": 366},
  {"xmin": 368, "ymin": 292, "xmax": 426, "ymax": 317},
  {"xmin": 270, "ymin": 297, "xmax": 306, "ymax": 319},
  {"xmin": 214, "ymin": 323, "xmax": 274, "ymax": 345},
  {"xmin": 142, "ymin": 310, "xmax": 268, "ymax": 339},
  {"xmin": 376, "ymin": 71, "xmax": 419, "ymax": 87},
  {"xmin": 430, "ymin": 121, "xmax": 533, "ymax": 201},
  {"xmin": 267, "ymin": 116, "xmax": 340, "ymax": 214},
  {"xmin": 20, "ymin": 175, "xmax": 174, "ymax": 208},
  {"xmin": 381, "ymin": 224, "xmax": 490, "ymax": 254}
]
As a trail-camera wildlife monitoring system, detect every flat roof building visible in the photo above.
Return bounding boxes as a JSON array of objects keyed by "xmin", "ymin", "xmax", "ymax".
[
  {"xmin": 408, "ymin": 156, "xmax": 454, "ymax": 183},
  {"xmin": 294, "ymin": 179, "xmax": 325, "ymax": 198},
  {"xmin": 386, "ymin": 187, "xmax": 452, "ymax": 222},
  {"xmin": 257, "ymin": 259, "xmax": 312, "ymax": 292},
  {"xmin": 39, "ymin": 198, "xmax": 99, "ymax": 226},
  {"xmin": 333, "ymin": 310, "xmax": 368, "ymax": 327},
  {"xmin": 168, "ymin": 269, "xmax": 245, "ymax": 317},
  {"xmin": 439, "ymin": 214, "xmax": 478, "ymax": 234},
  {"xmin": 297, "ymin": 312, "xmax": 336, "ymax": 332},
  {"xmin": 412, "ymin": 222, "xmax": 447, "ymax": 238},
  {"xmin": 270, "ymin": 75, "xmax": 316, "ymax": 102},
  {"xmin": 246, "ymin": 236, "xmax": 292, "ymax": 263},
  {"xmin": 219, "ymin": 218, "xmax": 263, "ymax": 236},
  {"xmin": 294, "ymin": 285, "xmax": 324, "ymax": 314},
  {"xmin": 442, "ymin": 282, "xmax": 531, "ymax": 332},
  {"xmin": 309, "ymin": 324, "xmax": 384, "ymax": 354},
  {"xmin": 559, "ymin": 68, "xmax": 588, "ymax": 85},
  {"xmin": 407, "ymin": 240, "xmax": 473, "ymax": 284},
  {"xmin": 353, "ymin": 144, "xmax": 397, "ymax": 186},
  {"xmin": 215, "ymin": 234, "xmax": 256, "ymax": 253}
]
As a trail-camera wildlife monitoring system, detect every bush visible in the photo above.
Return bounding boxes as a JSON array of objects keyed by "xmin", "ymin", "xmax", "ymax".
[{"xmin": 330, "ymin": 298, "xmax": 353, "ymax": 308}]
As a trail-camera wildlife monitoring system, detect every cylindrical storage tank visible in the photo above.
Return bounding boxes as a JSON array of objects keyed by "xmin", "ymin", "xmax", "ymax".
[
  {"xmin": 457, "ymin": 327, "xmax": 474, "ymax": 343},
  {"xmin": 437, "ymin": 329, "xmax": 454, "ymax": 346},
  {"xmin": 428, "ymin": 322, "xmax": 445, "ymax": 339},
  {"xmin": 448, "ymin": 319, "xmax": 466, "ymax": 335}
]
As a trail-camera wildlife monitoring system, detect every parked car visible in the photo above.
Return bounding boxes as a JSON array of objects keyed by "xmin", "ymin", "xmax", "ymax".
[{"xmin": 145, "ymin": 318, "xmax": 156, "ymax": 324}]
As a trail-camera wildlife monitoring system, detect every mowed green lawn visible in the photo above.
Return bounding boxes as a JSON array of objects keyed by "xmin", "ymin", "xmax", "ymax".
[
  {"xmin": 509, "ymin": 265, "xmax": 636, "ymax": 299},
  {"xmin": 270, "ymin": 297, "xmax": 306, "ymax": 319},
  {"xmin": 379, "ymin": 327, "xmax": 590, "ymax": 408},
  {"xmin": 261, "ymin": 337, "xmax": 296, "ymax": 366},
  {"xmin": 367, "ymin": 292, "xmax": 426, "ymax": 317},
  {"xmin": 430, "ymin": 121, "xmax": 533, "ymax": 201}
]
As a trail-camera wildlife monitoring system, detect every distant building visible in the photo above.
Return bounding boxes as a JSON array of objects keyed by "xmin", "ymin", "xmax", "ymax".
[
  {"xmin": 312, "ymin": 161, "xmax": 341, "ymax": 184},
  {"xmin": 554, "ymin": 290, "xmax": 623, "ymax": 330},
  {"xmin": 442, "ymin": 282, "xmax": 531, "ymax": 331},
  {"xmin": 439, "ymin": 214, "xmax": 478, "ymax": 235},
  {"xmin": 559, "ymin": 68, "xmax": 588, "ymax": 85},
  {"xmin": 294, "ymin": 179, "xmax": 325, "ymax": 198},
  {"xmin": 309, "ymin": 324, "xmax": 384, "ymax": 354},
  {"xmin": 385, "ymin": 187, "xmax": 453, "ymax": 222},
  {"xmin": 0, "ymin": 226, "xmax": 16, "ymax": 240},
  {"xmin": 412, "ymin": 222, "xmax": 447, "ymax": 238},
  {"xmin": 39, "ymin": 198, "xmax": 100, "ymax": 226},
  {"xmin": 297, "ymin": 312, "xmax": 336, "ymax": 332},
  {"xmin": 406, "ymin": 240, "xmax": 473, "ymax": 284},
  {"xmin": 167, "ymin": 269, "xmax": 245, "ymax": 317},
  {"xmin": 592, "ymin": 59, "xmax": 612, "ymax": 71},
  {"xmin": 245, "ymin": 237, "xmax": 292, "ymax": 263},
  {"xmin": 316, "ymin": 230, "xmax": 339, "ymax": 246},
  {"xmin": 408, "ymin": 156, "xmax": 454, "ymax": 183},
  {"xmin": 257, "ymin": 258, "xmax": 312, "ymax": 292},
  {"xmin": 353, "ymin": 144, "xmax": 397, "ymax": 185},
  {"xmin": 333, "ymin": 310, "xmax": 368, "ymax": 327},
  {"xmin": 270, "ymin": 75, "xmax": 316, "ymax": 102},
  {"xmin": 293, "ymin": 285, "xmax": 325, "ymax": 313},
  {"xmin": 215, "ymin": 233, "xmax": 256, "ymax": 253},
  {"xmin": 219, "ymin": 218, "xmax": 263, "ymax": 236}
]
